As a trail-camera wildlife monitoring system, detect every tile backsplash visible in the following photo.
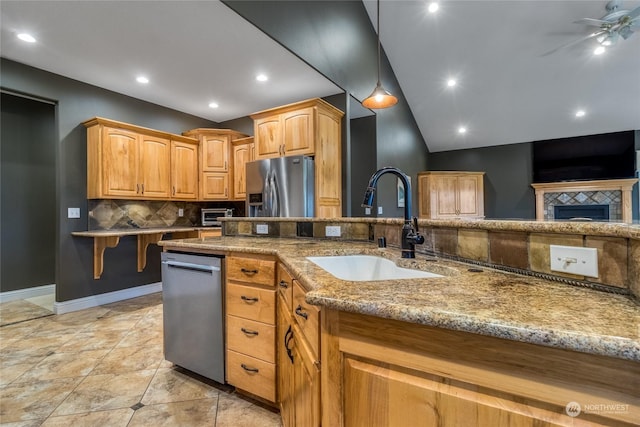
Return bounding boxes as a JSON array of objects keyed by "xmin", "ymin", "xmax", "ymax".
[{"xmin": 88, "ymin": 200, "xmax": 244, "ymax": 230}]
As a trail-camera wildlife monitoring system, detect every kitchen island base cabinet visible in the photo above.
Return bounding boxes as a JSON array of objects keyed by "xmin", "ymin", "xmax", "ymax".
[{"xmin": 323, "ymin": 309, "xmax": 639, "ymax": 427}]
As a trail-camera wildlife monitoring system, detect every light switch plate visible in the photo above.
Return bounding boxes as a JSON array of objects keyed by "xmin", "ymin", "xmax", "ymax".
[
  {"xmin": 256, "ymin": 224, "xmax": 269, "ymax": 234},
  {"xmin": 550, "ymin": 245, "xmax": 598, "ymax": 278},
  {"xmin": 68, "ymin": 207, "xmax": 80, "ymax": 218},
  {"xmin": 178, "ymin": 208, "xmax": 184, "ymax": 217},
  {"xmin": 365, "ymin": 207, "xmax": 371, "ymax": 215},
  {"xmin": 325, "ymin": 225, "xmax": 341, "ymax": 237},
  {"xmin": 377, "ymin": 206, "xmax": 383, "ymax": 215}
]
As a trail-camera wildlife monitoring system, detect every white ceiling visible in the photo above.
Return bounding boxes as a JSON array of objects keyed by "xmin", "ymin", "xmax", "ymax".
[
  {"xmin": 1, "ymin": 1, "xmax": 639, "ymax": 153},
  {"xmin": 0, "ymin": 0, "xmax": 342, "ymax": 122},
  {"xmin": 364, "ymin": 0, "xmax": 640, "ymax": 152}
]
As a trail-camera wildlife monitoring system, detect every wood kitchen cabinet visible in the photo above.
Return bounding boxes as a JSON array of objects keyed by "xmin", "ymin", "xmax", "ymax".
[
  {"xmin": 277, "ymin": 264, "xmax": 321, "ymax": 427},
  {"xmin": 251, "ymin": 98, "xmax": 344, "ymax": 217},
  {"xmin": 182, "ymin": 128, "xmax": 248, "ymax": 201},
  {"xmin": 232, "ymin": 137, "xmax": 254, "ymax": 201},
  {"xmin": 84, "ymin": 117, "xmax": 197, "ymax": 200},
  {"xmin": 225, "ymin": 254, "xmax": 277, "ymax": 403},
  {"xmin": 418, "ymin": 171, "xmax": 485, "ymax": 219},
  {"xmin": 323, "ymin": 309, "xmax": 638, "ymax": 427}
]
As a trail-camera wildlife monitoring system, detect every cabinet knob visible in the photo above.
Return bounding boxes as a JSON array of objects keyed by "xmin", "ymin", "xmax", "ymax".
[
  {"xmin": 295, "ymin": 305, "xmax": 308, "ymax": 320},
  {"xmin": 279, "ymin": 280, "xmax": 289, "ymax": 289}
]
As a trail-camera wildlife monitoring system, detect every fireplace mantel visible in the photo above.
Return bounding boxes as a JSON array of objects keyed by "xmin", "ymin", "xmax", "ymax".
[{"xmin": 531, "ymin": 178, "xmax": 637, "ymax": 223}]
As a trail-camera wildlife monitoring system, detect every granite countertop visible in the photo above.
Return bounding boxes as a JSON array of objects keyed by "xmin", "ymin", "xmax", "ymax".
[{"xmin": 160, "ymin": 236, "xmax": 640, "ymax": 361}]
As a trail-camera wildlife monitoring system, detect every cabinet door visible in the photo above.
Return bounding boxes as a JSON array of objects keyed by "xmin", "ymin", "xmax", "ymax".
[
  {"xmin": 201, "ymin": 173, "xmax": 229, "ymax": 200},
  {"xmin": 278, "ymin": 298, "xmax": 295, "ymax": 427},
  {"xmin": 434, "ymin": 175, "xmax": 459, "ymax": 217},
  {"xmin": 314, "ymin": 111, "xmax": 341, "ymax": 217},
  {"xmin": 282, "ymin": 107, "xmax": 315, "ymax": 156},
  {"xmin": 293, "ymin": 327, "xmax": 321, "ymax": 427},
  {"xmin": 232, "ymin": 140, "xmax": 253, "ymax": 200},
  {"xmin": 202, "ymin": 134, "xmax": 229, "ymax": 172},
  {"xmin": 139, "ymin": 134, "xmax": 171, "ymax": 198},
  {"xmin": 171, "ymin": 140, "xmax": 198, "ymax": 200},
  {"xmin": 255, "ymin": 116, "xmax": 282, "ymax": 159},
  {"xmin": 343, "ymin": 356, "xmax": 564, "ymax": 427},
  {"xmin": 102, "ymin": 127, "xmax": 140, "ymax": 197},
  {"xmin": 457, "ymin": 175, "xmax": 481, "ymax": 216}
]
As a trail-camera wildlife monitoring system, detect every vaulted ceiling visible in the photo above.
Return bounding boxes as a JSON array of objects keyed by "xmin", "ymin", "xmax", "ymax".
[{"xmin": 2, "ymin": 0, "xmax": 639, "ymax": 153}]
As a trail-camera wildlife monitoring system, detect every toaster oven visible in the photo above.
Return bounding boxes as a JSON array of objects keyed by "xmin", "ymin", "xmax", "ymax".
[{"xmin": 201, "ymin": 208, "xmax": 232, "ymax": 226}]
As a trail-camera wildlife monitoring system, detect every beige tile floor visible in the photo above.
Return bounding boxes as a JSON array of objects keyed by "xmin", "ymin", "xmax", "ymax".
[{"xmin": 0, "ymin": 292, "xmax": 282, "ymax": 426}]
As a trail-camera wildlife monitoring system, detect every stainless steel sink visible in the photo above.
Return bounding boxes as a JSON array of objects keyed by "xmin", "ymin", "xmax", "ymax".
[{"xmin": 306, "ymin": 255, "xmax": 442, "ymax": 281}]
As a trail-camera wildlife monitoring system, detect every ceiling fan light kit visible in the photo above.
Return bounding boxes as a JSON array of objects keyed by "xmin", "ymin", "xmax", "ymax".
[
  {"xmin": 362, "ymin": 0, "xmax": 398, "ymax": 109},
  {"xmin": 578, "ymin": 0, "xmax": 639, "ymax": 47}
]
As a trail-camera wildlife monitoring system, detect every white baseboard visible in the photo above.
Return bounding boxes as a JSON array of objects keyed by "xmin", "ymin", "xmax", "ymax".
[
  {"xmin": 53, "ymin": 282, "xmax": 162, "ymax": 314},
  {"xmin": 0, "ymin": 284, "xmax": 55, "ymax": 303}
]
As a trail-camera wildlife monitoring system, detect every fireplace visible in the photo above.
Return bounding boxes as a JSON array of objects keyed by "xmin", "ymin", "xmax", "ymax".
[
  {"xmin": 531, "ymin": 179, "xmax": 637, "ymax": 223},
  {"xmin": 554, "ymin": 204, "xmax": 610, "ymax": 221}
]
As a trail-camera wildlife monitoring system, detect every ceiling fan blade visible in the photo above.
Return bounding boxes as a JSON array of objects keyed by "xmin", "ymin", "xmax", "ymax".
[
  {"xmin": 541, "ymin": 30, "xmax": 607, "ymax": 56},
  {"xmin": 574, "ymin": 17, "xmax": 610, "ymax": 27},
  {"xmin": 627, "ymin": 5, "xmax": 640, "ymax": 19}
]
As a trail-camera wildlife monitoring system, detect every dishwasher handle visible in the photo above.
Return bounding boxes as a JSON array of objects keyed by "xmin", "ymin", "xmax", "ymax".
[{"xmin": 162, "ymin": 260, "xmax": 220, "ymax": 274}]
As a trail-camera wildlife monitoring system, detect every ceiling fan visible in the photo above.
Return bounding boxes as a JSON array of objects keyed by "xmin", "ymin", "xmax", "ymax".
[{"xmin": 544, "ymin": 0, "xmax": 640, "ymax": 55}]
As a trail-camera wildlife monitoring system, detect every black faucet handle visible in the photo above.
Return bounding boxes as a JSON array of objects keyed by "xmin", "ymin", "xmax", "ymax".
[{"xmin": 413, "ymin": 217, "xmax": 419, "ymax": 233}]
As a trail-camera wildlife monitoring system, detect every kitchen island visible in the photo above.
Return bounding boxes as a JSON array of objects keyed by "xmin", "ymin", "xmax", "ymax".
[{"xmin": 160, "ymin": 235, "xmax": 639, "ymax": 426}]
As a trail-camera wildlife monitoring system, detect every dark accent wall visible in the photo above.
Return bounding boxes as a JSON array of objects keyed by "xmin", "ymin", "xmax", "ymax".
[
  {"xmin": 1, "ymin": 93, "xmax": 56, "ymax": 292},
  {"xmin": 429, "ymin": 143, "xmax": 536, "ymax": 219},
  {"xmin": 0, "ymin": 58, "xmax": 218, "ymax": 302},
  {"xmin": 223, "ymin": 0, "xmax": 429, "ymax": 218},
  {"xmin": 349, "ymin": 115, "xmax": 377, "ymax": 217}
]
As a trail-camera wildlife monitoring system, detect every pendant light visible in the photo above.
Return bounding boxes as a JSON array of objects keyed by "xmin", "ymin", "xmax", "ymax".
[{"xmin": 362, "ymin": 0, "xmax": 398, "ymax": 109}]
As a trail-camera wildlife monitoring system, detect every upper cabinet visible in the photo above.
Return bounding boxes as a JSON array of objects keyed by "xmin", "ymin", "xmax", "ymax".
[
  {"xmin": 232, "ymin": 137, "xmax": 255, "ymax": 201},
  {"xmin": 418, "ymin": 171, "xmax": 485, "ymax": 219},
  {"xmin": 84, "ymin": 118, "xmax": 197, "ymax": 200},
  {"xmin": 183, "ymin": 129, "xmax": 248, "ymax": 201},
  {"xmin": 251, "ymin": 98, "xmax": 344, "ymax": 217},
  {"xmin": 170, "ymin": 140, "xmax": 199, "ymax": 200}
]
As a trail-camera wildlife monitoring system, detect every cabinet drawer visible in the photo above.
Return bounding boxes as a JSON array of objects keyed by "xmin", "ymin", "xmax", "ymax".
[
  {"xmin": 292, "ymin": 280, "xmax": 320, "ymax": 358},
  {"xmin": 227, "ymin": 256, "xmax": 276, "ymax": 286},
  {"xmin": 226, "ymin": 283, "xmax": 276, "ymax": 324},
  {"xmin": 277, "ymin": 263, "xmax": 294, "ymax": 313},
  {"xmin": 227, "ymin": 349, "xmax": 276, "ymax": 403},
  {"xmin": 226, "ymin": 315, "xmax": 275, "ymax": 363}
]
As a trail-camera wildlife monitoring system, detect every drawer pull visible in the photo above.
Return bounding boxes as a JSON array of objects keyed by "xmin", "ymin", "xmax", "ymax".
[
  {"xmin": 279, "ymin": 280, "xmax": 289, "ymax": 289},
  {"xmin": 240, "ymin": 268, "xmax": 258, "ymax": 275},
  {"xmin": 241, "ymin": 295, "xmax": 259, "ymax": 303},
  {"xmin": 295, "ymin": 305, "xmax": 308, "ymax": 320},
  {"xmin": 241, "ymin": 363, "xmax": 259, "ymax": 373},
  {"xmin": 241, "ymin": 327, "xmax": 259, "ymax": 336},
  {"xmin": 284, "ymin": 325, "xmax": 294, "ymax": 363}
]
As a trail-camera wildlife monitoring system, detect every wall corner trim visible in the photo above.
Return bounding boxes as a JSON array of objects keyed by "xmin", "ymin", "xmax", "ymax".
[{"xmin": 53, "ymin": 282, "xmax": 162, "ymax": 314}]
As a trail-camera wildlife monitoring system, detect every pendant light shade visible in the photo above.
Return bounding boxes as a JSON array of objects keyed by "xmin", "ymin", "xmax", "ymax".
[{"xmin": 362, "ymin": 0, "xmax": 397, "ymax": 109}]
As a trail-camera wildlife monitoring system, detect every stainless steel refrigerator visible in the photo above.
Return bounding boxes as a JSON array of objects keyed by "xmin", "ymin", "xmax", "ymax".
[{"xmin": 246, "ymin": 155, "xmax": 314, "ymax": 217}]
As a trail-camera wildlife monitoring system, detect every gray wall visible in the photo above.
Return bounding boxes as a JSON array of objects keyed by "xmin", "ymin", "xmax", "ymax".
[
  {"xmin": 1, "ymin": 93, "xmax": 56, "ymax": 292},
  {"xmin": 224, "ymin": 0, "xmax": 429, "ymax": 219},
  {"xmin": 430, "ymin": 143, "xmax": 536, "ymax": 219},
  {"xmin": 1, "ymin": 58, "xmax": 218, "ymax": 302}
]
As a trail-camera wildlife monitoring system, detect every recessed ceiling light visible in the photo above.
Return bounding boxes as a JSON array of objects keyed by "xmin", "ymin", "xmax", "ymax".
[
  {"xmin": 427, "ymin": 2, "xmax": 439, "ymax": 13},
  {"xmin": 458, "ymin": 126, "xmax": 467, "ymax": 134},
  {"xmin": 17, "ymin": 33, "xmax": 36, "ymax": 43},
  {"xmin": 593, "ymin": 46, "xmax": 606, "ymax": 55},
  {"xmin": 256, "ymin": 74, "xmax": 268, "ymax": 82},
  {"xmin": 575, "ymin": 110, "xmax": 586, "ymax": 118},
  {"xmin": 208, "ymin": 102, "xmax": 219, "ymax": 109},
  {"xmin": 446, "ymin": 78, "xmax": 457, "ymax": 88},
  {"xmin": 136, "ymin": 76, "xmax": 149, "ymax": 84}
]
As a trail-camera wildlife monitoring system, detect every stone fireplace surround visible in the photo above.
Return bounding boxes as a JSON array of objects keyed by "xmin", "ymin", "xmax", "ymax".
[{"xmin": 531, "ymin": 179, "xmax": 637, "ymax": 223}]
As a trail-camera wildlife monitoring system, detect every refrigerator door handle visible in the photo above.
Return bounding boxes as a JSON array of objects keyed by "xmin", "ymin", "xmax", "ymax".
[
  {"xmin": 270, "ymin": 171, "xmax": 279, "ymax": 217},
  {"xmin": 263, "ymin": 174, "xmax": 270, "ymax": 216}
]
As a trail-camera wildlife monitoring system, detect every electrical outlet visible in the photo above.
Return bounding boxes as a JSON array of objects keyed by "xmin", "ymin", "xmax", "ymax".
[
  {"xmin": 68, "ymin": 207, "xmax": 80, "ymax": 218},
  {"xmin": 325, "ymin": 225, "xmax": 341, "ymax": 237},
  {"xmin": 256, "ymin": 224, "xmax": 269, "ymax": 234},
  {"xmin": 365, "ymin": 207, "xmax": 371, "ymax": 215},
  {"xmin": 550, "ymin": 245, "xmax": 598, "ymax": 278},
  {"xmin": 377, "ymin": 206, "xmax": 383, "ymax": 215},
  {"xmin": 178, "ymin": 208, "xmax": 184, "ymax": 217}
]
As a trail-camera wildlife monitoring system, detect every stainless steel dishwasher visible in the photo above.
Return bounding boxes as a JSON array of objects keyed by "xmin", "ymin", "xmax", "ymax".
[{"xmin": 161, "ymin": 251, "xmax": 224, "ymax": 383}]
